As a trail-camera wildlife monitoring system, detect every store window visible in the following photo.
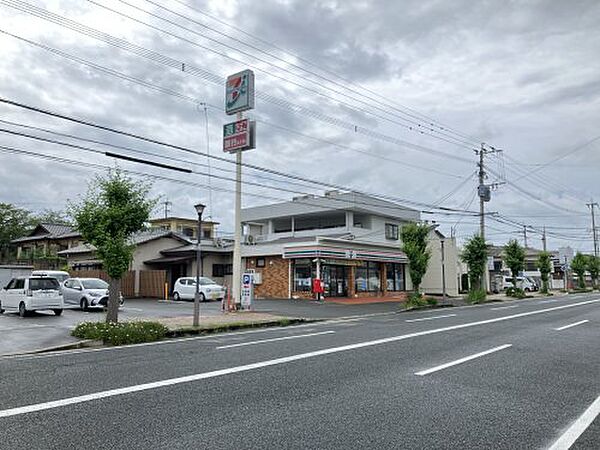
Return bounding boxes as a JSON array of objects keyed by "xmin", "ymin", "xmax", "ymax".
[
  {"xmin": 385, "ymin": 263, "xmax": 405, "ymax": 291},
  {"xmin": 356, "ymin": 261, "xmax": 381, "ymax": 292},
  {"xmin": 385, "ymin": 223, "xmax": 399, "ymax": 240},
  {"xmin": 212, "ymin": 264, "xmax": 233, "ymax": 277},
  {"xmin": 293, "ymin": 260, "xmax": 313, "ymax": 292}
]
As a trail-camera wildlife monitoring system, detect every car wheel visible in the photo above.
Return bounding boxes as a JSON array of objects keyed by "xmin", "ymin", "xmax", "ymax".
[
  {"xmin": 200, "ymin": 293, "xmax": 206, "ymax": 302},
  {"xmin": 173, "ymin": 292, "xmax": 180, "ymax": 301},
  {"xmin": 53, "ymin": 309, "xmax": 63, "ymax": 316},
  {"xmin": 525, "ymin": 288, "xmax": 531, "ymax": 293},
  {"xmin": 19, "ymin": 302, "xmax": 28, "ymax": 318},
  {"xmin": 81, "ymin": 298, "xmax": 89, "ymax": 311},
  {"xmin": 0, "ymin": 301, "xmax": 4, "ymax": 314}
]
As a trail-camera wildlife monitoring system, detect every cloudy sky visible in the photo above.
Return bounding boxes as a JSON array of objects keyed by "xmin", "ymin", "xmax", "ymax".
[{"xmin": 1, "ymin": 0, "xmax": 599, "ymax": 252}]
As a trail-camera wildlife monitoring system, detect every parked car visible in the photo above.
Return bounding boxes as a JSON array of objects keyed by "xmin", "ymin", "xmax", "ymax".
[
  {"xmin": 173, "ymin": 277, "xmax": 225, "ymax": 301},
  {"xmin": 63, "ymin": 277, "xmax": 124, "ymax": 310},
  {"xmin": 524, "ymin": 276, "xmax": 539, "ymax": 291},
  {"xmin": 501, "ymin": 276, "xmax": 536, "ymax": 292},
  {"xmin": 0, "ymin": 276, "xmax": 64, "ymax": 317},
  {"xmin": 31, "ymin": 270, "xmax": 71, "ymax": 285}
]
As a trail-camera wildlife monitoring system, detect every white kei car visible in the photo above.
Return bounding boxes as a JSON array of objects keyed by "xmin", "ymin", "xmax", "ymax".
[
  {"xmin": 62, "ymin": 277, "xmax": 124, "ymax": 310},
  {"xmin": 0, "ymin": 276, "xmax": 64, "ymax": 317},
  {"xmin": 172, "ymin": 277, "xmax": 225, "ymax": 302}
]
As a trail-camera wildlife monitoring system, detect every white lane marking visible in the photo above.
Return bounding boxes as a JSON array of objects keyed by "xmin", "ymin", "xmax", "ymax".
[
  {"xmin": 554, "ymin": 320, "xmax": 589, "ymax": 331},
  {"xmin": 0, "ymin": 325, "xmax": 50, "ymax": 331},
  {"xmin": 121, "ymin": 307, "xmax": 144, "ymax": 312},
  {"xmin": 548, "ymin": 395, "xmax": 600, "ymax": 450},
  {"xmin": 1, "ymin": 299, "xmax": 599, "ymax": 417},
  {"xmin": 216, "ymin": 331, "xmax": 335, "ymax": 349},
  {"xmin": 0, "ymin": 317, "xmax": 361, "ymax": 360},
  {"xmin": 490, "ymin": 305, "xmax": 520, "ymax": 311},
  {"xmin": 415, "ymin": 344, "xmax": 512, "ymax": 376},
  {"xmin": 539, "ymin": 299, "xmax": 559, "ymax": 304},
  {"xmin": 405, "ymin": 314, "xmax": 457, "ymax": 323}
]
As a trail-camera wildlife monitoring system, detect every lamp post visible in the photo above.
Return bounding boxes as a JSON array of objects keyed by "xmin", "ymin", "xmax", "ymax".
[{"xmin": 193, "ymin": 202, "xmax": 205, "ymax": 327}]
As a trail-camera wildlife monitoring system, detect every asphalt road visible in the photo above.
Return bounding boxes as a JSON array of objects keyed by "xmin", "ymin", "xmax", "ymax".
[
  {"xmin": 0, "ymin": 297, "xmax": 401, "ymax": 355},
  {"xmin": 0, "ymin": 293, "xmax": 598, "ymax": 449}
]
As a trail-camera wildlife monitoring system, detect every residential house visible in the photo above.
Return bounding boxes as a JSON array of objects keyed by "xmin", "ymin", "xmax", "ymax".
[
  {"xmin": 10, "ymin": 223, "xmax": 83, "ymax": 268},
  {"xmin": 240, "ymin": 190, "xmax": 459, "ymax": 299}
]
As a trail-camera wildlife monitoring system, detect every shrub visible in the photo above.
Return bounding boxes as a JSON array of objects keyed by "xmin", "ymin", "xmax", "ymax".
[
  {"xmin": 72, "ymin": 321, "xmax": 169, "ymax": 346},
  {"xmin": 505, "ymin": 287, "xmax": 526, "ymax": 299},
  {"xmin": 425, "ymin": 297, "xmax": 438, "ymax": 306},
  {"xmin": 466, "ymin": 288, "xmax": 486, "ymax": 304},
  {"xmin": 404, "ymin": 292, "xmax": 426, "ymax": 309}
]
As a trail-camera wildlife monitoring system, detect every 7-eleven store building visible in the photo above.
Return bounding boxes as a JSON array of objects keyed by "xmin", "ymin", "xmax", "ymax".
[{"xmin": 242, "ymin": 236, "xmax": 411, "ymax": 300}]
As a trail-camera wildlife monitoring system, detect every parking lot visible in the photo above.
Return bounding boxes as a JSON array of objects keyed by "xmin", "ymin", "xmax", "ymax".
[{"xmin": 0, "ymin": 298, "xmax": 401, "ymax": 356}]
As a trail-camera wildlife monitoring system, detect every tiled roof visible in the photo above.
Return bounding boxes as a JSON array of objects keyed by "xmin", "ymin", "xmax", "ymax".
[{"xmin": 11, "ymin": 223, "xmax": 78, "ymax": 244}]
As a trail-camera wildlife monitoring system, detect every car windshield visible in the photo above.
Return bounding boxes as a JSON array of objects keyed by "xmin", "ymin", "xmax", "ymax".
[
  {"xmin": 199, "ymin": 277, "xmax": 217, "ymax": 285},
  {"xmin": 54, "ymin": 274, "xmax": 70, "ymax": 283},
  {"xmin": 29, "ymin": 278, "xmax": 60, "ymax": 291},
  {"xmin": 81, "ymin": 279, "xmax": 108, "ymax": 289}
]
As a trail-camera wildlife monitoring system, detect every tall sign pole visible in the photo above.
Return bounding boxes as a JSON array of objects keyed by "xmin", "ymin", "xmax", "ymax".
[
  {"xmin": 224, "ymin": 70, "xmax": 255, "ymax": 308},
  {"xmin": 587, "ymin": 201, "xmax": 599, "ymax": 257}
]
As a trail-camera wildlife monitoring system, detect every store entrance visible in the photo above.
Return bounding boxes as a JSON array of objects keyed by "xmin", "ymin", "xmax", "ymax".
[{"xmin": 323, "ymin": 265, "xmax": 348, "ymax": 297}]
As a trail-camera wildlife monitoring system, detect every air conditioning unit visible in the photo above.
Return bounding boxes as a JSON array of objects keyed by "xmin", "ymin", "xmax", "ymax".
[{"xmin": 253, "ymin": 272, "xmax": 262, "ymax": 284}]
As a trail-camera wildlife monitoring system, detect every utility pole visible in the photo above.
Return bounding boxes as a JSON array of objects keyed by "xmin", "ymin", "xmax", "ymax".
[
  {"xmin": 542, "ymin": 226, "xmax": 547, "ymax": 252},
  {"xmin": 441, "ymin": 239, "xmax": 447, "ymax": 303},
  {"xmin": 162, "ymin": 200, "xmax": 172, "ymax": 219},
  {"xmin": 587, "ymin": 201, "xmax": 599, "ymax": 257},
  {"xmin": 523, "ymin": 225, "xmax": 528, "ymax": 248}
]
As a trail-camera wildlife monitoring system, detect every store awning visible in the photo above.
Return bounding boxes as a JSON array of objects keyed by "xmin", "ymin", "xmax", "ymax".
[{"xmin": 283, "ymin": 244, "xmax": 407, "ymax": 263}]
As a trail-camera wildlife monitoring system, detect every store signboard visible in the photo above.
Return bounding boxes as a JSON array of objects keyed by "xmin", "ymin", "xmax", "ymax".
[
  {"xmin": 223, "ymin": 119, "xmax": 256, "ymax": 153},
  {"xmin": 241, "ymin": 272, "xmax": 254, "ymax": 308},
  {"xmin": 225, "ymin": 70, "xmax": 255, "ymax": 115}
]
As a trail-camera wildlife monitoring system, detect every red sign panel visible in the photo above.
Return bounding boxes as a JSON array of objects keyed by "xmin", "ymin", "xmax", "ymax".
[{"xmin": 223, "ymin": 119, "xmax": 249, "ymax": 152}]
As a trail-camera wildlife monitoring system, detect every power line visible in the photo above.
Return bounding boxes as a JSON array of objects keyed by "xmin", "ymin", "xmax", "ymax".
[
  {"xmin": 0, "ymin": 100, "xmax": 484, "ymax": 215},
  {"xmin": 0, "ymin": 1, "xmax": 478, "ymax": 164},
  {"xmin": 0, "ymin": 26, "xmax": 467, "ymax": 180},
  {"xmin": 166, "ymin": 0, "xmax": 481, "ymax": 145}
]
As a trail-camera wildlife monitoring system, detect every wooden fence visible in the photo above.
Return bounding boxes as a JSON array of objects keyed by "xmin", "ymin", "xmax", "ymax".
[
  {"xmin": 68, "ymin": 269, "xmax": 165, "ymax": 298},
  {"xmin": 139, "ymin": 270, "xmax": 166, "ymax": 299}
]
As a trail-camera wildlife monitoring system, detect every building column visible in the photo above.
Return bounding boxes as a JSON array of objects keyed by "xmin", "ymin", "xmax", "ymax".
[
  {"xmin": 345, "ymin": 211, "xmax": 354, "ymax": 231},
  {"xmin": 348, "ymin": 266, "xmax": 356, "ymax": 297},
  {"xmin": 381, "ymin": 263, "xmax": 388, "ymax": 296}
]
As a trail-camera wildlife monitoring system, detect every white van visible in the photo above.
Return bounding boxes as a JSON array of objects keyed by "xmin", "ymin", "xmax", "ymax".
[
  {"xmin": 501, "ymin": 276, "xmax": 536, "ymax": 292},
  {"xmin": 31, "ymin": 270, "xmax": 71, "ymax": 285},
  {"xmin": 0, "ymin": 276, "xmax": 64, "ymax": 317}
]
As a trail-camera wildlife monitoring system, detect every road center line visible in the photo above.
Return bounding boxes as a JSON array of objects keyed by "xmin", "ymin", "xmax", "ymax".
[
  {"xmin": 490, "ymin": 305, "xmax": 519, "ymax": 311},
  {"xmin": 415, "ymin": 344, "xmax": 512, "ymax": 376},
  {"xmin": 548, "ymin": 395, "xmax": 600, "ymax": 450},
  {"xmin": 0, "ymin": 298, "xmax": 598, "ymax": 418},
  {"xmin": 216, "ymin": 331, "xmax": 335, "ymax": 349},
  {"xmin": 554, "ymin": 320, "xmax": 589, "ymax": 331},
  {"xmin": 405, "ymin": 314, "xmax": 457, "ymax": 323}
]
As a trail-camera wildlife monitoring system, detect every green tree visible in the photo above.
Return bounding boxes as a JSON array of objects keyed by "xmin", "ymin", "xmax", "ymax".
[
  {"xmin": 536, "ymin": 251, "xmax": 552, "ymax": 294},
  {"xmin": 70, "ymin": 170, "xmax": 154, "ymax": 323},
  {"xmin": 570, "ymin": 252, "xmax": 588, "ymax": 290},
  {"xmin": 586, "ymin": 255, "xmax": 600, "ymax": 289},
  {"xmin": 503, "ymin": 239, "xmax": 525, "ymax": 288},
  {"xmin": 460, "ymin": 234, "xmax": 488, "ymax": 293},
  {"xmin": 401, "ymin": 222, "xmax": 431, "ymax": 295},
  {"xmin": 0, "ymin": 203, "xmax": 33, "ymax": 260}
]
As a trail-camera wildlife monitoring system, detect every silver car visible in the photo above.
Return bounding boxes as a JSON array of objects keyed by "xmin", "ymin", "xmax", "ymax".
[{"xmin": 62, "ymin": 278, "xmax": 124, "ymax": 310}]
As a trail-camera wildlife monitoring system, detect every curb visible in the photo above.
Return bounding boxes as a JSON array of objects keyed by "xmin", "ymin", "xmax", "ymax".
[{"xmin": 1, "ymin": 339, "xmax": 95, "ymax": 358}]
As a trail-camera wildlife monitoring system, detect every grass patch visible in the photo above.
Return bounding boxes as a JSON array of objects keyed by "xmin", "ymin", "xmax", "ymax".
[
  {"xmin": 466, "ymin": 288, "xmax": 486, "ymax": 304},
  {"xmin": 505, "ymin": 287, "xmax": 526, "ymax": 299},
  {"xmin": 404, "ymin": 292, "xmax": 438, "ymax": 310},
  {"xmin": 72, "ymin": 321, "xmax": 169, "ymax": 346}
]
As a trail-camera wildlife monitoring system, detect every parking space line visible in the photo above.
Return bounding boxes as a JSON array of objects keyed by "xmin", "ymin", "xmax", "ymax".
[
  {"xmin": 490, "ymin": 305, "xmax": 519, "ymax": 311},
  {"xmin": 554, "ymin": 320, "xmax": 589, "ymax": 331},
  {"xmin": 405, "ymin": 314, "xmax": 456, "ymax": 323},
  {"xmin": 548, "ymin": 395, "xmax": 600, "ymax": 450},
  {"xmin": 216, "ymin": 331, "xmax": 335, "ymax": 349},
  {"xmin": 415, "ymin": 344, "xmax": 512, "ymax": 376}
]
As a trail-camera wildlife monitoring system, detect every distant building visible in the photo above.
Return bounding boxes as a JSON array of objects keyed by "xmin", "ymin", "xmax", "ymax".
[
  {"xmin": 148, "ymin": 217, "xmax": 218, "ymax": 240},
  {"xmin": 10, "ymin": 223, "xmax": 82, "ymax": 268}
]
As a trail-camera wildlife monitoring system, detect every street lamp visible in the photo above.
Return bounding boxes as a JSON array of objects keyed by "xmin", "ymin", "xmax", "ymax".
[{"xmin": 193, "ymin": 202, "xmax": 206, "ymax": 327}]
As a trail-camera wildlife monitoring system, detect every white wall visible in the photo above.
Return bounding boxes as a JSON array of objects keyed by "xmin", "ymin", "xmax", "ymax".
[{"xmin": 420, "ymin": 234, "xmax": 459, "ymax": 297}]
